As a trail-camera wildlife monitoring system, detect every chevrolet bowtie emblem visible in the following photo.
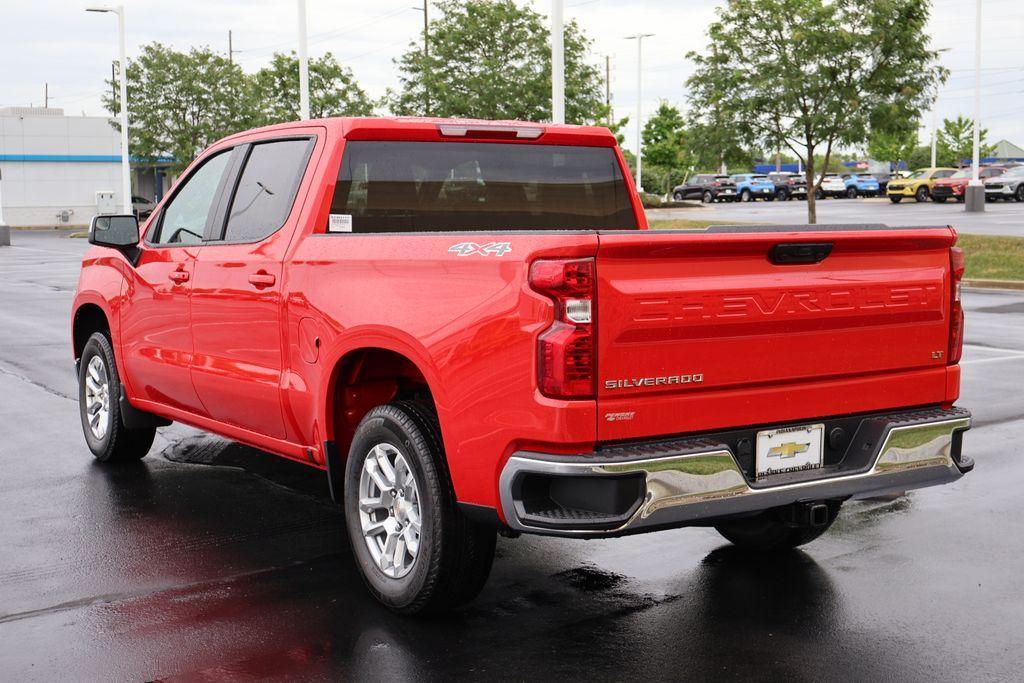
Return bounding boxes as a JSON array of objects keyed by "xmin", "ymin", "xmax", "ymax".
[{"xmin": 767, "ymin": 442, "xmax": 810, "ymax": 459}]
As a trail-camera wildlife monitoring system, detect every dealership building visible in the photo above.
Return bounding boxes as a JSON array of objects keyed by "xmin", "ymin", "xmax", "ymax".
[{"xmin": 0, "ymin": 106, "xmax": 172, "ymax": 228}]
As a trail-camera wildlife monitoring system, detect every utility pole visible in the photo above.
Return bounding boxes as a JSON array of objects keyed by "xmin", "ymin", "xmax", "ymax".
[
  {"xmin": 228, "ymin": 30, "xmax": 234, "ymax": 65},
  {"xmin": 605, "ymin": 55, "xmax": 612, "ymax": 126},
  {"xmin": 551, "ymin": 0, "xmax": 565, "ymax": 124},
  {"xmin": 965, "ymin": 0, "xmax": 984, "ymax": 212},
  {"xmin": 297, "ymin": 0, "xmax": 310, "ymax": 121},
  {"xmin": 930, "ymin": 106, "xmax": 938, "ymax": 167},
  {"xmin": 44, "ymin": 83, "xmax": 49, "ymax": 108},
  {"xmin": 412, "ymin": 0, "xmax": 429, "ymax": 114},
  {"xmin": 625, "ymin": 33, "xmax": 653, "ymax": 192}
]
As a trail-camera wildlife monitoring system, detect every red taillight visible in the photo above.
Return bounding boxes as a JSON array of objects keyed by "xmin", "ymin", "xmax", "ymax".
[
  {"xmin": 530, "ymin": 258, "xmax": 595, "ymax": 398},
  {"xmin": 949, "ymin": 246, "xmax": 965, "ymax": 364}
]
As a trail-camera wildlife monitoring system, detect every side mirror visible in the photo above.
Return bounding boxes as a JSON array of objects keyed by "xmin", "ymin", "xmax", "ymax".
[{"xmin": 89, "ymin": 214, "xmax": 140, "ymax": 248}]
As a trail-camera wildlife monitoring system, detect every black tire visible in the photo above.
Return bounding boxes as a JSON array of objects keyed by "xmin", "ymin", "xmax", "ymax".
[
  {"xmin": 1017, "ymin": 185, "xmax": 1024, "ymax": 202},
  {"xmin": 715, "ymin": 501, "xmax": 843, "ymax": 552},
  {"xmin": 915, "ymin": 186, "xmax": 930, "ymax": 202},
  {"xmin": 702, "ymin": 190, "xmax": 714, "ymax": 204},
  {"xmin": 890, "ymin": 196, "xmax": 902, "ymax": 203},
  {"xmin": 845, "ymin": 187, "xmax": 857, "ymax": 199},
  {"xmin": 343, "ymin": 401, "xmax": 496, "ymax": 614},
  {"xmin": 673, "ymin": 191, "xmax": 685, "ymax": 201},
  {"xmin": 740, "ymin": 189, "xmax": 752, "ymax": 202},
  {"xmin": 933, "ymin": 196, "xmax": 947, "ymax": 203},
  {"xmin": 78, "ymin": 332, "xmax": 155, "ymax": 462},
  {"xmin": 775, "ymin": 188, "xmax": 789, "ymax": 201}
]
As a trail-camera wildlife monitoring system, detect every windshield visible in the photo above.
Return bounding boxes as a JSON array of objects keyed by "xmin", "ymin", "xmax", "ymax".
[
  {"xmin": 951, "ymin": 169, "xmax": 972, "ymax": 179},
  {"xmin": 906, "ymin": 170, "xmax": 929, "ymax": 179},
  {"xmin": 332, "ymin": 141, "xmax": 637, "ymax": 232},
  {"xmin": 752, "ymin": 175, "xmax": 768, "ymax": 180},
  {"xmin": 1003, "ymin": 166, "xmax": 1024, "ymax": 178}
]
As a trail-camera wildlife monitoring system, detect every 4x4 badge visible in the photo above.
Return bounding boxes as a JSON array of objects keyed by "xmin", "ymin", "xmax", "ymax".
[{"xmin": 448, "ymin": 242, "xmax": 512, "ymax": 257}]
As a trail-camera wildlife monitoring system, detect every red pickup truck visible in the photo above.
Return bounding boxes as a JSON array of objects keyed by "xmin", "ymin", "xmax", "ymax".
[{"xmin": 73, "ymin": 117, "xmax": 972, "ymax": 613}]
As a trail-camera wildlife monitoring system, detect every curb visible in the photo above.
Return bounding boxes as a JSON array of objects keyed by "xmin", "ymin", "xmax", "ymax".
[{"xmin": 963, "ymin": 279, "xmax": 1024, "ymax": 291}]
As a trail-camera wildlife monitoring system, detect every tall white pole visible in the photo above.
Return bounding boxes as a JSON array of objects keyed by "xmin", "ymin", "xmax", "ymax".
[
  {"xmin": 930, "ymin": 106, "xmax": 938, "ymax": 168},
  {"xmin": 551, "ymin": 0, "xmax": 565, "ymax": 124},
  {"xmin": 626, "ymin": 34, "xmax": 652, "ymax": 192},
  {"xmin": 297, "ymin": 0, "xmax": 310, "ymax": 120},
  {"xmin": 965, "ymin": 0, "xmax": 984, "ymax": 211},
  {"xmin": 116, "ymin": 6, "xmax": 131, "ymax": 214},
  {"xmin": 970, "ymin": 0, "xmax": 982, "ymax": 182}
]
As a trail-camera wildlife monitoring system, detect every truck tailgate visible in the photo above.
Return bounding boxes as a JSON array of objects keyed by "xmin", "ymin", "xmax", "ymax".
[{"xmin": 595, "ymin": 227, "xmax": 957, "ymax": 441}]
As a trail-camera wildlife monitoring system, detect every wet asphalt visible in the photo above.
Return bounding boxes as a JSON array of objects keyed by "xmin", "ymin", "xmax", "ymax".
[{"xmin": 1, "ymin": 230, "xmax": 1023, "ymax": 681}]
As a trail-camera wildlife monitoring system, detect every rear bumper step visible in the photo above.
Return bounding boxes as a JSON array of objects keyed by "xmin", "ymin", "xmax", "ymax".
[{"xmin": 498, "ymin": 407, "xmax": 971, "ymax": 537}]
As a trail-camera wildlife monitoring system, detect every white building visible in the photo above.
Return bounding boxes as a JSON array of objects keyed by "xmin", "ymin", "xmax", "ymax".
[{"xmin": 0, "ymin": 106, "xmax": 172, "ymax": 228}]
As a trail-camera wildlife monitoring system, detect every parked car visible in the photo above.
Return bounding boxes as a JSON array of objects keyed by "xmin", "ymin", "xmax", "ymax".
[
  {"xmin": 886, "ymin": 167, "xmax": 957, "ymax": 203},
  {"xmin": 841, "ymin": 173, "xmax": 881, "ymax": 198},
  {"xmin": 72, "ymin": 116, "xmax": 972, "ymax": 614},
  {"xmin": 131, "ymin": 195, "xmax": 156, "ymax": 219},
  {"xmin": 984, "ymin": 164, "xmax": 1024, "ymax": 202},
  {"xmin": 815, "ymin": 174, "xmax": 847, "ymax": 199},
  {"xmin": 931, "ymin": 166, "xmax": 1010, "ymax": 203},
  {"xmin": 672, "ymin": 174, "xmax": 737, "ymax": 203},
  {"xmin": 874, "ymin": 171, "xmax": 910, "ymax": 194},
  {"xmin": 766, "ymin": 171, "xmax": 807, "ymax": 200},
  {"xmin": 730, "ymin": 173, "xmax": 776, "ymax": 201}
]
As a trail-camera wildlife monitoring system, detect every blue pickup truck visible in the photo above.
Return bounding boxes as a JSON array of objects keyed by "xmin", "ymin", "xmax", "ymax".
[
  {"xmin": 730, "ymin": 173, "xmax": 776, "ymax": 202},
  {"xmin": 842, "ymin": 173, "xmax": 881, "ymax": 198}
]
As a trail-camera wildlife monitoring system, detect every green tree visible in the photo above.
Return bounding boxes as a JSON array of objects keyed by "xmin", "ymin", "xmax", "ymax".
[
  {"xmin": 686, "ymin": 0, "xmax": 946, "ymax": 223},
  {"xmin": 867, "ymin": 126, "xmax": 920, "ymax": 168},
  {"xmin": 937, "ymin": 115, "xmax": 995, "ymax": 167},
  {"xmin": 252, "ymin": 51, "xmax": 372, "ymax": 123},
  {"xmin": 683, "ymin": 118, "xmax": 754, "ymax": 173},
  {"xmin": 387, "ymin": 0, "xmax": 609, "ymax": 125},
  {"xmin": 104, "ymin": 43, "xmax": 258, "ymax": 172},
  {"xmin": 642, "ymin": 101, "xmax": 687, "ymax": 168}
]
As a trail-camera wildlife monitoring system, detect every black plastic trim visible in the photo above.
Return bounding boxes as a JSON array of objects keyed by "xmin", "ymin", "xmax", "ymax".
[
  {"xmin": 324, "ymin": 440, "xmax": 344, "ymax": 505},
  {"xmin": 457, "ymin": 502, "xmax": 504, "ymax": 527},
  {"xmin": 118, "ymin": 387, "xmax": 172, "ymax": 429}
]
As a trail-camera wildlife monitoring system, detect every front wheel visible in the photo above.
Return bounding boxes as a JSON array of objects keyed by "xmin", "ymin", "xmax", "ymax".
[
  {"xmin": 915, "ymin": 186, "xmax": 930, "ymax": 202},
  {"xmin": 775, "ymin": 188, "xmax": 789, "ymax": 201},
  {"xmin": 889, "ymin": 196, "xmax": 902, "ymax": 203},
  {"xmin": 815, "ymin": 189, "xmax": 824, "ymax": 200},
  {"xmin": 78, "ymin": 332, "xmax": 155, "ymax": 462},
  {"xmin": 1016, "ymin": 185, "xmax": 1024, "ymax": 202},
  {"xmin": 673, "ymin": 191, "xmax": 685, "ymax": 201},
  {"xmin": 715, "ymin": 501, "xmax": 843, "ymax": 552},
  {"xmin": 344, "ymin": 401, "xmax": 496, "ymax": 614},
  {"xmin": 740, "ymin": 189, "xmax": 752, "ymax": 202}
]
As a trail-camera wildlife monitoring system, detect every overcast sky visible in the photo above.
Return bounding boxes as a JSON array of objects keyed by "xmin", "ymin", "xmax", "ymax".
[{"xmin": 4, "ymin": 0, "xmax": 1023, "ymax": 156}]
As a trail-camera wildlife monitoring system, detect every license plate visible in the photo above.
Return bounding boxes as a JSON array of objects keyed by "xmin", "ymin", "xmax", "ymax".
[
  {"xmin": 755, "ymin": 423, "xmax": 824, "ymax": 479},
  {"xmin": 761, "ymin": 188, "xmax": 771, "ymax": 193},
  {"xmin": 722, "ymin": 189, "xmax": 734, "ymax": 194}
]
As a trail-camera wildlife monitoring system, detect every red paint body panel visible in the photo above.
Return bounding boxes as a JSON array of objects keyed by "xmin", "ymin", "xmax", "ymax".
[{"xmin": 71, "ymin": 117, "xmax": 963, "ymax": 518}]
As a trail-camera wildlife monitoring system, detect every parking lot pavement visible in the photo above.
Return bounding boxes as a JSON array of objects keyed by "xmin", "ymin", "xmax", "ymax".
[
  {"xmin": 648, "ymin": 196, "xmax": 1024, "ymax": 236},
  {"xmin": 2, "ymin": 231, "xmax": 1024, "ymax": 680}
]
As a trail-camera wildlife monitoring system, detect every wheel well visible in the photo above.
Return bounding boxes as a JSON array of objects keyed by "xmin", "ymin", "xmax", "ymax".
[
  {"xmin": 73, "ymin": 304, "xmax": 110, "ymax": 360},
  {"xmin": 329, "ymin": 348, "xmax": 435, "ymax": 461}
]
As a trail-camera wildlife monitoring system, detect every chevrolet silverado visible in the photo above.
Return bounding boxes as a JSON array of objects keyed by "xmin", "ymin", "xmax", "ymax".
[{"xmin": 73, "ymin": 117, "xmax": 972, "ymax": 614}]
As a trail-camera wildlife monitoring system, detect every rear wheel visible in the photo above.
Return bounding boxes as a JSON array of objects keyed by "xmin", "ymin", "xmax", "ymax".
[
  {"xmin": 344, "ymin": 401, "xmax": 496, "ymax": 614},
  {"xmin": 915, "ymin": 186, "xmax": 930, "ymax": 202},
  {"xmin": 933, "ymin": 196, "xmax": 947, "ymax": 203},
  {"xmin": 702, "ymin": 190, "xmax": 714, "ymax": 204},
  {"xmin": 845, "ymin": 187, "xmax": 858, "ymax": 199},
  {"xmin": 889, "ymin": 196, "xmax": 902, "ymax": 203},
  {"xmin": 775, "ymin": 188, "xmax": 789, "ymax": 201},
  {"xmin": 673, "ymin": 191, "xmax": 684, "ymax": 201},
  {"xmin": 1017, "ymin": 185, "xmax": 1024, "ymax": 202},
  {"xmin": 715, "ymin": 501, "xmax": 843, "ymax": 552},
  {"xmin": 78, "ymin": 332, "xmax": 156, "ymax": 462},
  {"xmin": 740, "ymin": 189, "xmax": 752, "ymax": 202}
]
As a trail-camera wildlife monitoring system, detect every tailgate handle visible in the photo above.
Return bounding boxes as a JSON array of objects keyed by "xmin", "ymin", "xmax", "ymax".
[{"xmin": 769, "ymin": 242, "xmax": 833, "ymax": 265}]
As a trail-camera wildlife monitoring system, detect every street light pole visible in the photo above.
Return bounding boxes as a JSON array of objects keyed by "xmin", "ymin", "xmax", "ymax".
[
  {"xmin": 551, "ymin": 0, "xmax": 565, "ymax": 124},
  {"xmin": 965, "ymin": 0, "xmax": 984, "ymax": 212},
  {"xmin": 412, "ymin": 1, "xmax": 430, "ymax": 115},
  {"xmin": 297, "ymin": 0, "xmax": 310, "ymax": 121},
  {"xmin": 625, "ymin": 33, "xmax": 653, "ymax": 192},
  {"xmin": 930, "ymin": 106, "xmax": 938, "ymax": 168},
  {"xmin": 87, "ymin": 5, "xmax": 132, "ymax": 215}
]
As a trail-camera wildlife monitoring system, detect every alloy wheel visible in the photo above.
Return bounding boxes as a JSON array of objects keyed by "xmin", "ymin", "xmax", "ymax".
[
  {"xmin": 358, "ymin": 443, "xmax": 422, "ymax": 579},
  {"xmin": 84, "ymin": 355, "xmax": 111, "ymax": 440}
]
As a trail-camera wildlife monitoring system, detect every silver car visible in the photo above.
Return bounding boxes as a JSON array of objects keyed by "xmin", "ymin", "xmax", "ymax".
[{"xmin": 984, "ymin": 165, "xmax": 1024, "ymax": 202}]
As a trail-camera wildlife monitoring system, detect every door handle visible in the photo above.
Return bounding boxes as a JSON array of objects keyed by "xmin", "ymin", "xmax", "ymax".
[
  {"xmin": 168, "ymin": 270, "xmax": 190, "ymax": 284},
  {"xmin": 248, "ymin": 271, "xmax": 276, "ymax": 288}
]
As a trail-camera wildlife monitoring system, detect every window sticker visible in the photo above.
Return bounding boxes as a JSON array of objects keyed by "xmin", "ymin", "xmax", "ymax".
[{"xmin": 328, "ymin": 213, "xmax": 353, "ymax": 233}]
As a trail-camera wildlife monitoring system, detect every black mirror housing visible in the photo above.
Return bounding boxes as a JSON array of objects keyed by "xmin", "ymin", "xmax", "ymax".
[{"xmin": 89, "ymin": 214, "xmax": 140, "ymax": 248}]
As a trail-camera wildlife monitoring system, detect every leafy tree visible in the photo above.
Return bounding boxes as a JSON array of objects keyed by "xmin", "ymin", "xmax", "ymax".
[
  {"xmin": 642, "ymin": 102, "xmax": 687, "ymax": 168},
  {"xmin": 937, "ymin": 115, "xmax": 995, "ymax": 167},
  {"xmin": 252, "ymin": 51, "xmax": 372, "ymax": 123},
  {"xmin": 387, "ymin": 0, "xmax": 609, "ymax": 126},
  {"xmin": 105, "ymin": 43, "xmax": 258, "ymax": 172},
  {"xmin": 867, "ymin": 126, "xmax": 920, "ymax": 169},
  {"xmin": 686, "ymin": 0, "xmax": 947, "ymax": 223},
  {"xmin": 683, "ymin": 117, "xmax": 753, "ymax": 173}
]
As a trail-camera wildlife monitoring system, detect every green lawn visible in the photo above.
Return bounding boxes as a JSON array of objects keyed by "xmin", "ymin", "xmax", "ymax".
[{"xmin": 957, "ymin": 234, "xmax": 1024, "ymax": 282}]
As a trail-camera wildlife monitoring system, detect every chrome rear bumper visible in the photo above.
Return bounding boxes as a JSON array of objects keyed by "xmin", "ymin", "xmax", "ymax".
[{"xmin": 499, "ymin": 407, "xmax": 971, "ymax": 537}]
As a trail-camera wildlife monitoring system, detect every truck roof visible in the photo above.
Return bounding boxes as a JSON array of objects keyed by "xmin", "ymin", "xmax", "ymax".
[{"xmin": 218, "ymin": 116, "xmax": 618, "ymax": 148}]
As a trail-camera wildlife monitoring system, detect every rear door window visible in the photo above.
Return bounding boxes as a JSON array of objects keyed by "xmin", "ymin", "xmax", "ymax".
[
  {"xmin": 222, "ymin": 138, "xmax": 314, "ymax": 243},
  {"xmin": 330, "ymin": 141, "xmax": 637, "ymax": 232}
]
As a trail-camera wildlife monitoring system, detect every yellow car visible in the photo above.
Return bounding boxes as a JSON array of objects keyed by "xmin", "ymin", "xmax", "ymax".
[{"xmin": 886, "ymin": 167, "xmax": 957, "ymax": 203}]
